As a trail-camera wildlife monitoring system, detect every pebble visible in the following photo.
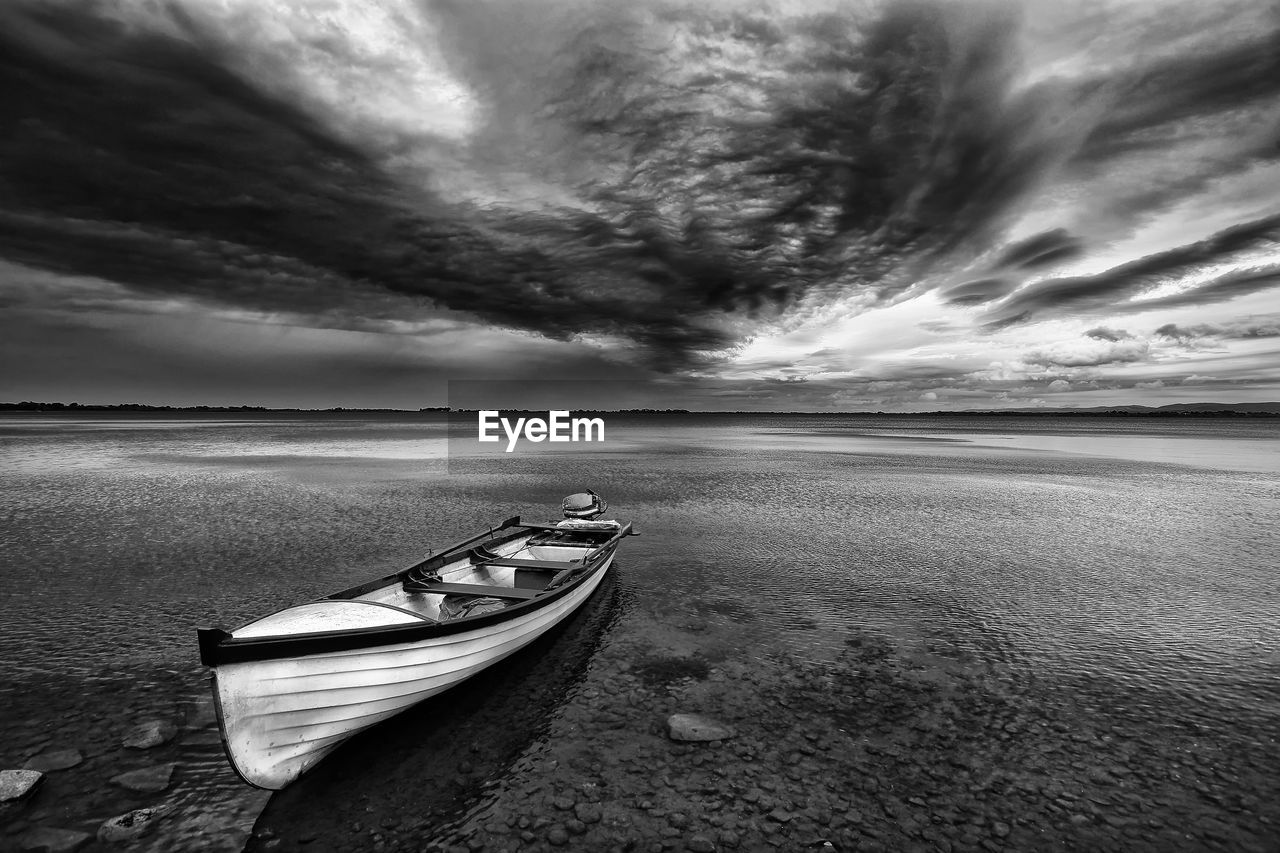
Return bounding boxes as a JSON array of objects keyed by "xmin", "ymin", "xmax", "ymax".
[
  {"xmin": 547, "ymin": 826, "xmax": 569, "ymax": 846},
  {"xmin": 574, "ymin": 803, "xmax": 602, "ymax": 824},
  {"xmin": 22, "ymin": 750, "xmax": 83, "ymax": 773},
  {"xmin": 0, "ymin": 769, "xmax": 43, "ymax": 802}
]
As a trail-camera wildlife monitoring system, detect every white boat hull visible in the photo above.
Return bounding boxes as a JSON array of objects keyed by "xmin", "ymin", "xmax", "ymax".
[{"xmin": 213, "ymin": 555, "xmax": 613, "ymax": 789}]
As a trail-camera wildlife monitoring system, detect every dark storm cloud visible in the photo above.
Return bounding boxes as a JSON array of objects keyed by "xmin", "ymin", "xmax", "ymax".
[
  {"xmin": 2, "ymin": 0, "xmax": 1279, "ymax": 375},
  {"xmin": 0, "ymin": 1, "xmax": 738, "ymax": 368}
]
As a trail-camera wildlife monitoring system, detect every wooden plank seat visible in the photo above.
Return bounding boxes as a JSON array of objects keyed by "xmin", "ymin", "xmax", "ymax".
[
  {"xmin": 483, "ymin": 557, "xmax": 581, "ymax": 571},
  {"xmin": 527, "ymin": 536, "xmax": 598, "ymax": 548},
  {"xmin": 403, "ymin": 581, "xmax": 540, "ymax": 600}
]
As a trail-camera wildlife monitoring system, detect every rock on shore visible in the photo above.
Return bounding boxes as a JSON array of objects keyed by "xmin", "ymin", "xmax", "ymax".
[
  {"xmin": 0, "ymin": 769, "xmax": 43, "ymax": 802},
  {"xmin": 98, "ymin": 806, "xmax": 169, "ymax": 843}
]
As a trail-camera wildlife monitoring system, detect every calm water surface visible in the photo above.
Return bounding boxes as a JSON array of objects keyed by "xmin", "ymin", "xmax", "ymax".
[{"xmin": 1, "ymin": 413, "xmax": 1277, "ymax": 850}]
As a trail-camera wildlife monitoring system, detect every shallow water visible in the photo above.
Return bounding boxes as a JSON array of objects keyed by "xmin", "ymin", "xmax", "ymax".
[{"xmin": 1, "ymin": 412, "xmax": 1277, "ymax": 850}]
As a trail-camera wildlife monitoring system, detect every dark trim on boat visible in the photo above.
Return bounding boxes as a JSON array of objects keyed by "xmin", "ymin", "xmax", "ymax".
[
  {"xmin": 198, "ymin": 522, "xmax": 632, "ymax": 667},
  {"xmin": 198, "ymin": 629, "xmax": 232, "ymax": 667}
]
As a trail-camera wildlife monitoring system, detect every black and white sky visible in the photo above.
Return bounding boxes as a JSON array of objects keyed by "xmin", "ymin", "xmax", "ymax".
[{"xmin": 2, "ymin": 0, "xmax": 1278, "ymax": 410}]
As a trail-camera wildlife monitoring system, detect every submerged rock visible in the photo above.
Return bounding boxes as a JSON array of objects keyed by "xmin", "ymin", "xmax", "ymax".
[
  {"xmin": 98, "ymin": 807, "xmax": 168, "ymax": 843},
  {"xmin": 0, "ymin": 769, "xmax": 43, "ymax": 802},
  {"xmin": 666, "ymin": 714, "xmax": 736, "ymax": 742},
  {"xmin": 184, "ymin": 695, "xmax": 218, "ymax": 729},
  {"xmin": 110, "ymin": 763, "xmax": 176, "ymax": 794},
  {"xmin": 123, "ymin": 720, "xmax": 178, "ymax": 750},
  {"xmin": 16, "ymin": 826, "xmax": 92, "ymax": 853},
  {"xmin": 181, "ymin": 731, "xmax": 223, "ymax": 748},
  {"xmin": 687, "ymin": 834, "xmax": 716, "ymax": 852},
  {"xmin": 22, "ymin": 750, "xmax": 83, "ymax": 772}
]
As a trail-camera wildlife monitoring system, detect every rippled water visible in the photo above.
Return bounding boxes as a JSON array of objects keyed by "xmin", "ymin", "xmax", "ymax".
[{"xmin": 1, "ymin": 412, "xmax": 1277, "ymax": 850}]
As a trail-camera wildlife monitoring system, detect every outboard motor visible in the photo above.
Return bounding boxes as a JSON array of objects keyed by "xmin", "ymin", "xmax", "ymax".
[{"xmin": 562, "ymin": 490, "xmax": 607, "ymax": 520}]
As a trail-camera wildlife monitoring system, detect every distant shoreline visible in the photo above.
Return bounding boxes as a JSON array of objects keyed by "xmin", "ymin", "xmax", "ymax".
[{"xmin": 2, "ymin": 402, "xmax": 1277, "ymax": 417}]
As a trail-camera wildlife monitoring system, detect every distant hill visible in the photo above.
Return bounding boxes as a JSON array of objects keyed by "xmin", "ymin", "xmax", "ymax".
[
  {"xmin": 1142, "ymin": 402, "xmax": 1280, "ymax": 414},
  {"xmin": 978, "ymin": 402, "xmax": 1280, "ymax": 415}
]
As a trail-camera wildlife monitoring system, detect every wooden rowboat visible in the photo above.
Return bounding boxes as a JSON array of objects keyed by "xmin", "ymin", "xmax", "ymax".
[{"xmin": 197, "ymin": 506, "xmax": 635, "ymax": 789}]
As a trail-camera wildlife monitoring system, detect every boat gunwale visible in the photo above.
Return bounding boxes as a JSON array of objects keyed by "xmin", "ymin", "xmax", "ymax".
[{"xmin": 198, "ymin": 520, "xmax": 632, "ymax": 667}]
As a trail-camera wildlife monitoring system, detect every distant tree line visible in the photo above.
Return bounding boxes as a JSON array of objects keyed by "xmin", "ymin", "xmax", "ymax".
[
  {"xmin": 0, "ymin": 402, "xmax": 454, "ymax": 412},
  {"xmin": 0, "ymin": 401, "xmax": 271, "ymax": 411}
]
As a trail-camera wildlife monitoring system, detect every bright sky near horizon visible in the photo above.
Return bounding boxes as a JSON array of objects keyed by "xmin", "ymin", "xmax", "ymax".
[{"xmin": 1, "ymin": 0, "xmax": 1278, "ymax": 410}]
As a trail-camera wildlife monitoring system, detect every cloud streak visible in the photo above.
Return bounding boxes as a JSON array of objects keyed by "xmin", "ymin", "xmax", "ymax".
[
  {"xmin": 1155, "ymin": 318, "xmax": 1280, "ymax": 342},
  {"xmin": 979, "ymin": 216, "xmax": 1280, "ymax": 327}
]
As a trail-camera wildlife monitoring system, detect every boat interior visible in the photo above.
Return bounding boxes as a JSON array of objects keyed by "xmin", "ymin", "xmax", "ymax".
[{"xmin": 341, "ymin": 523, "xmax": 622, "ymax": 623}]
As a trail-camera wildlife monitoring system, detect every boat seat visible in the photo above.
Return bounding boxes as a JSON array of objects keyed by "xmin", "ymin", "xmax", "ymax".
[
  {"xmin": 528, "ymin": 536, "xmax": 596, "ymax": 548},
  {"xmin": 403, "ymin": 580, "xmax": 540, "ymax": 600},
  {"xmin": 483, "ymin": 557, "xmax": 579, "ymax": 571}
]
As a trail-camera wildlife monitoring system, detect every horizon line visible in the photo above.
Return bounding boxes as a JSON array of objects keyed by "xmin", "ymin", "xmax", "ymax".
[{"xmin": 3, "ymin": 401, "xmax": 1278, "ymax": 416}]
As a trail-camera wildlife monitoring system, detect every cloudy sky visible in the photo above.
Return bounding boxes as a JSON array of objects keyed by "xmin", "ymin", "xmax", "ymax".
[{"xmin": 2, "ymin": 0, "xmax": 1278, "ymax": 410}]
